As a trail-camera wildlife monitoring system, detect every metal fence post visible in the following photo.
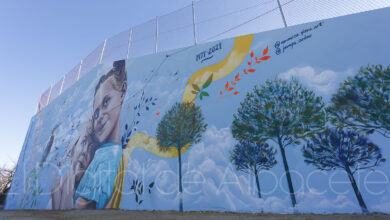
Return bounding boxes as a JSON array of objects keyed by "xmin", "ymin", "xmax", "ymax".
[
  {"xmin": 277, "ymin": 0, "xmax": 288, "ymax": 27},
  {"xmin": 77, "ymin": 60, "xmax": 83, "ymax": 81},
  {"xmin": 155, "ymin": 16, "xmax": 159, "ymax": 53},
  {"xmin": 59, "ymin": 76, "xmax": 65, "ymax": 95},
  {"xmin": 99, "ymin": 39, "xmax": 107, "ymax": 64},
  {"xmin": 46, "ymin": 85, "xmax": 53, "ymax": 105},
  {"xmin": 192, "ymin": 0, "xmax": 198, "ymax": 45},
  {"xmin": 126, "ymin": 28, "xmax": 133, "ymax": 59},
  {"xmin": 36, "ymin": 95, "xmax": 43, "ymax": 114}
]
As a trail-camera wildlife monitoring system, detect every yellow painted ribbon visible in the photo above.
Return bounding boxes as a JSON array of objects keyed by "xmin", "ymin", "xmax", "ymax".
[{"xmin": 109, "ymin": 34, "xmax": 253, "ymax": 208}]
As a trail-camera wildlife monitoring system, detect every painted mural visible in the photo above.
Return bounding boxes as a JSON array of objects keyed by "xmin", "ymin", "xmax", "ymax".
[{"xmin": 5, "ymin": 7, "xmax": 390, "ymax": 213}]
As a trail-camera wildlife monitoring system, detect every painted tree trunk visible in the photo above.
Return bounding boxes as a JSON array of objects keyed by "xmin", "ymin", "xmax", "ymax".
[
  {"xmin": 278, "ymin": 136, "xmax": 297, "ymax": 207},
  {"xmin": 254, "ymin": 167, "xmax": 262, "ymax": 198},
  {"xmin": 345, "ymin": 166, "xmax": 368, "ymax": 213},
  {"xmin": 178, "ymin": 147, "xmax": 183, "ymax": 212}
]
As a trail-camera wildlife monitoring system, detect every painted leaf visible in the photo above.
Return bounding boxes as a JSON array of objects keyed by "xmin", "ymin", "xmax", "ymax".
[
  {"xmin": 248, "ymin": 62, "xmax": 252, "ymax": 65},
  {"xmin": 235, "ymin": 73, "xmax": 240, "ymax": 81},
  {"xmin": 199, "ymin": 94, "xmax": 203, "ymax": 100},
  {"xmin": 250, "ymin": 51, "xmax": 254, "ymax": 58},
  {"xmin": 192, "ymin": 83, "xmax": 200, "ymax": 91},
  {"xmin": 225, "ymin": 81, "xmax": 229, "ymax": 90},
  {"xmin": 202, "ymin": 73, "xmax": 213, "ymax": 89},
  {"xmin": 228, "ymin": 87, "xmax": 234, "ymax": 91},
  {"xmin": 201, "ymin": 91, "xmax": 209, "ymax": 97},
  {"xmin": 202, "ymin": 81, "xmax": 211, "ymax": 90},
  {"xmin": 244, "ymin": 68, "xmax": 248, "ymax": 74},
  {"xmin": 220, "ymin": 91, "xmax": 223, "ymax": 95},
  {"xmin": 260, "ymin": 56, "xmax": 271, "ymax": 61},
  {"xmin": 248, "ymin": 69, "xmax": 256, "ymax": 73},
  {"xmin": 234, "ymin": 91, "xmax": 239, "ymax": 95},
  {"xmin": 156, "ymin": 112, "xmax": 160, "ymax": 116},
  {"xmin": 256, "ymin": 61, "xmax": 261, "ymax": 64},
  {"xmin": 263, "ymin": 46, "xmax": 269, "ymax": 55}
]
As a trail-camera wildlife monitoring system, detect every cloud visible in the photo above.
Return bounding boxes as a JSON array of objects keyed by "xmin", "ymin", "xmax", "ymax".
[
  {"xmin": 295, "ymin": 190, "xmax": 359, "ymax": 213},
  {"xmin": 278, "ymin": 66, "xmax": 354, "ymax": 96}
]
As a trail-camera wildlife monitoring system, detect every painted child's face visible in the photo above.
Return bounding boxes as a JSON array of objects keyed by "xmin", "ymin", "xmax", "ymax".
[
  {"xmin": 93, "ymin": 76, "xmax": 123, "ymax": 144},
  {"xmin": 72, "ymin": 128, "xmax": 93, "ymax": 184}
]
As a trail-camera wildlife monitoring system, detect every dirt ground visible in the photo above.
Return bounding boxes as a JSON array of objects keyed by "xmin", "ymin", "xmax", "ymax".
[{"xmin": 0, "ymin": 210, "xmax": 389, "ymax": 220}]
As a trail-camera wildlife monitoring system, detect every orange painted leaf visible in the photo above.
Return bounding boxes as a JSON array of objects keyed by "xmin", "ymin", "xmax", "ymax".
[
  {"xmin": 231, "ymin": 81, "xmax": 237, "ymax": 85},
  {"xmin": 256, "ymin": 61, "xmax": 261, "ymax": 64},
  {"xmin": 234, "ymin": 91, "xmax": 239, "ymax": 95},
  {"xmin": 225, "ymin": 81, "xmax": 229, "ymax": 90},
  {"xmin": 263, "ymin": 46, "xmax": 269, "ymax": 55},
  {"xmin": 248, "ymin": 62, "xmax": 252, "ymax": 65},
  {"xmin": 250, "ymin": 51, "xmax": 254, "ymax": 58},
  {"xmin": 260, "ymin": 56, "xmax": 271, "ymax": 61},
  {"xmin": 228, "ymin": 87, "xmax": 234, "ymax": 91},
  {"xmin": 255, "ymin": 57, "xmax": 258, "ymax": 61},
  {"xmin": 220, "ymin": 91, "xmax": 223, "ymax": 95},
  {"xmin": 235, "ymin": 73, "xmax": 240, "ymax": 81},
  {"xmin": 248, "ymin": 69, "xmax": 256, "ymax": 73},
  {"xmin": 244, "ymin": 68, "xmax": 248, "ymax": 74}
]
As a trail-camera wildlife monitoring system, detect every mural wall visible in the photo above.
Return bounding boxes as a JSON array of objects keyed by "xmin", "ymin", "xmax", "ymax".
[{"xmin": 5, "ymin": 7, "xmax": 390, "ymax": 213}]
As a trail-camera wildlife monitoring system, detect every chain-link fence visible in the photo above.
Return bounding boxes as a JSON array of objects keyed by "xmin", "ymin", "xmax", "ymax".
[{"xmin": 36, "ymin": 0, "xmax": 390, "ymax": 113}]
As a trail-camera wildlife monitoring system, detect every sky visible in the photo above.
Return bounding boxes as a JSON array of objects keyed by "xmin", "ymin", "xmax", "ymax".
[{"xmin": 0, "ymin": 0, "xmax": 194, "ymax": 168}]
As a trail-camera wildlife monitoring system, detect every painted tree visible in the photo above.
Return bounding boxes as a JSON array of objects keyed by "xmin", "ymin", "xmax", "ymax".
[
  {"xmin": 230, "ymin": 141, "xmax": 277, "ymax": 198},
  {"xmin": 328, "ymin": 64, "xmax": 390, "ymax": 137},
  {"xmin": 232, "ymin": 78, "xmax": 326, "ymax": 207},
  {"xmin": 156, "ymin": 102, "xmax": 207, "ymax": 212},
  {"xmin": 303, "ymin": 128, "xmax": 386, "ymax": 213}
]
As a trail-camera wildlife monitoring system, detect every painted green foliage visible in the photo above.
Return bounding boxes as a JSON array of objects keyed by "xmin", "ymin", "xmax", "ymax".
[
  {"xmin": 156, "ymin": 102, "xmax": 207, "ymax": 212},
  {"xmin": 328, "ymin": 64, "xmax": 390, "ymax": 138},
  {"xmin": 303, "ymin": 128, "xmax": 386, "ymax": 213},
  {"xmin": 231, "ymin": 78, "xmax": 326, "ymax": 207},
  {"xmin": 191, "ymin": 74, "xmax": 213, "ymax": 100},
  {"xmin": 230, "ymin": 141, "xmax": 277, "ymax": 198}
]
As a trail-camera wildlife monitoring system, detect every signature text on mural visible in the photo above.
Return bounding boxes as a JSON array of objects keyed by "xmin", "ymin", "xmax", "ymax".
[
  {"xmin": 274, "ymin": 21, "xmax": 324, "ymax": 55},
  {"xmin": 196, "ymin": 42, "xmax": 222, "ymax": 63}
]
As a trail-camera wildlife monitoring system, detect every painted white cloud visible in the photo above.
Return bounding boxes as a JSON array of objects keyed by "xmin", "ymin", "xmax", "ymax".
[{"xmin": 278, "ymin": 66, "xmax": 354, "ymax": 96}]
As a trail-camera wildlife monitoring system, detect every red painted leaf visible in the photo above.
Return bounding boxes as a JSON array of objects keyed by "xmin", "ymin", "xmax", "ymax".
[
  {"xmin": 228, "ymin": 87, "xmax": 234, "ymax": 91},
  {"xmin": 235, "ymin": 73, "xmax": 240, "ymax": 81},
  {"xmin": 156, "ymin": 112, "xmax": 160, "ymax": 116},
  {"xmin": 225, "ymin": 81, "xmax": 229, "ymax": 90},
  {"xmin": 256, "ymin": 61, "xmax": 261, "ymax": 64},
  {"xmin": 234, "ymin": 91, "xmax": 239, "ymax": 95},
  {"xmin": 255, "ymin": 57, "xmax": 258, "ymax": 61},
  {"xmin": 248, "ymin": 69, "xmax": 256, "ymax": 73},
  {"xmin": 250, "ymin": 51, "xmax": 254, "ymax": 58},
  {"xmin": 231, "ymin": 81, "xmax": 237, "ymax": 85},
  {"xmin": 260, "ymin": 56, "xmax": 271, "ymax": 61},
  {"xmin": 248, "ymin": 62, "xmax": 252, "ymax": 65},
  {"xmin": 244, "ymin": 68, "xmax": 248, "ymax": 74},
  {"xmin": 220, "ymin": 91, "xmax": 223, "ymax": 95},
  {"xmin": 263, "ymin": 46, "xmax": 269, "ymax": 55}
]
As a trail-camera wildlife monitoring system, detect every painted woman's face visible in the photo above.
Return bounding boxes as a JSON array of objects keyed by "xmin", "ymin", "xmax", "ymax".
[{"xmin": 93, "ymin": 76, "xmax": 123, "ymax": 144}]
